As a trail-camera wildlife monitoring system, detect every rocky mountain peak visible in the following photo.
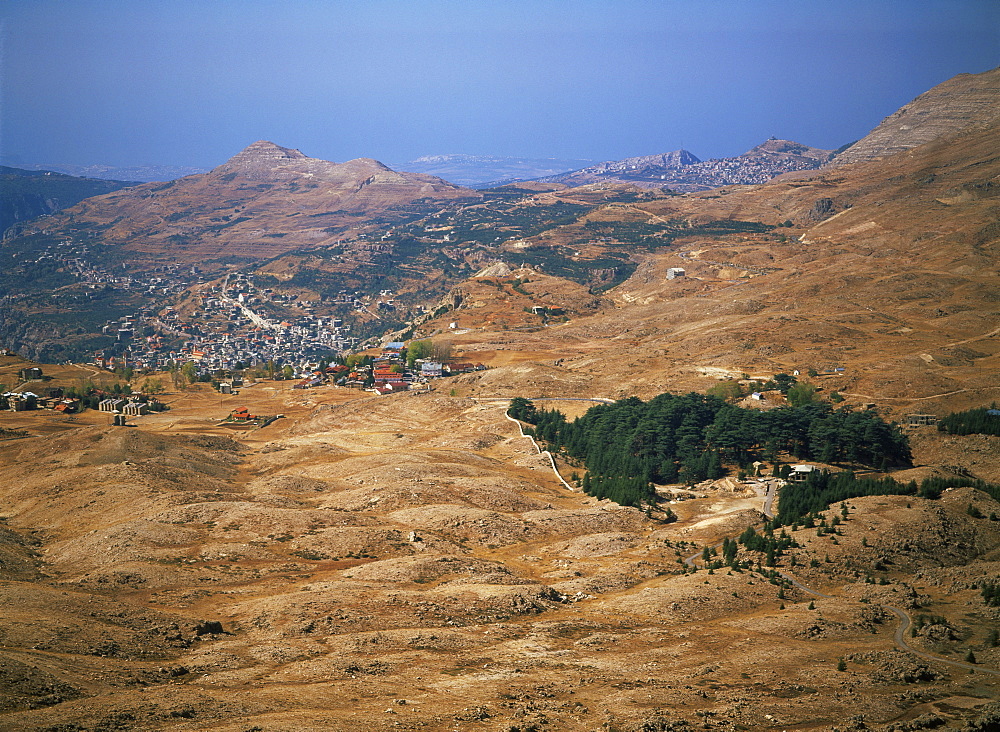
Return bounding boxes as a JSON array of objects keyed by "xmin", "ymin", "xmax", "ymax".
[
  {"xmin": 214, "ymin": 140, "xmax": 313, "ymax": 180},
  {"xmin": 212, "ymin": 143, "xmax": 405, "ymax": 183},
  {"xmin": 228, "ymin": 140, "xmax": 308, "ymax": 164},
  {"xmin": 535, "ymin": 141, "xmax": 829, "ymax": 191},
  {"xmin": 589, "ymin": 149, "xmax": 701, "ymax": 173}
]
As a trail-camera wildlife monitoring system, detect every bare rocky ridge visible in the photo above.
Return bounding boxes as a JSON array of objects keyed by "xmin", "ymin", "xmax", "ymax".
[{"xmin": 830, "ymin": 66, "xmax": 1000, "ymax": 166}]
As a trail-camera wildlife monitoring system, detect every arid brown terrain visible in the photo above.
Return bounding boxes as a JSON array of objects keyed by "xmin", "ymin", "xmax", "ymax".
[
  {"xmin": 1, "ymin": 68, "xmax": 999, "ymax": 731},
  {"xmin": 33, "ymin": 141, "xmax": 479, "ymax": 266},
  {"xmin": 1, "ymin": 361, "xmax": 999, "ymax": 732}
]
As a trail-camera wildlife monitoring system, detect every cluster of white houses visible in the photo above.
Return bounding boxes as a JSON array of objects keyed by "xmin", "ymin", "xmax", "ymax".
[
  {"xmin": 92, "ymin": 272, "xmax": 371, "ymax": 376},
  {"xmin": 275, "ymin": 342, "xmax": 489, "ymax": 396}
]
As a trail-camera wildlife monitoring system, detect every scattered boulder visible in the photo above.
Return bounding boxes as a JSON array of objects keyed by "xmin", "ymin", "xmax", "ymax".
[{"xmin": 194, "ymin": 620, "xmax": 224, "ymax": 636}]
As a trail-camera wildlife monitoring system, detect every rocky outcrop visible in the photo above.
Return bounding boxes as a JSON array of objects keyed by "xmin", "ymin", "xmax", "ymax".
[
  {"xmin": 807, "ymin": 197, "xmax": 836, "ymax": 221},
  {"xmin": 473, "ymin": 261, "xmax": 513, "ymax": 278},
  {"xmin": 583, "ymin": 149, "xmax": 702, "ymax": 173}
]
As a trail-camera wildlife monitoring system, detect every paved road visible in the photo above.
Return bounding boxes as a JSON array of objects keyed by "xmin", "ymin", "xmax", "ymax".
[
  {"xmin": 221, "ymin": 275, "xmax": 282, "ymax": 331},
  {"xmin": 762, "ymin": 481, "xmax": 777, "ymax": 519}
]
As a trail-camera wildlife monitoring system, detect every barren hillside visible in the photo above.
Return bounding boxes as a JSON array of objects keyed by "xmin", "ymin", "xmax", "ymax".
[
  {"xmin": 1, "ymin": 379, "xmax": 999, "ymax": 730},
  {"xmin": 419, "ymin": 106, "xmax": 1000, "ymax": 415},
  {"xmin": 22, "ymin": 141, "xmax": 479, "ymax": 266}
]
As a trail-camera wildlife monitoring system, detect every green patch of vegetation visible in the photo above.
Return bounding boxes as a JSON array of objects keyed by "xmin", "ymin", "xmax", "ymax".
[
  {"xmin": 478, "ymin": 186, "xmax": 538, "ymax": 201},
  {"xmin": 202, "ymin": 216, "xmax": 252, "ymax": 233},
  {"xmin": 981, "ymin": 581, "xmax": 1000, "ymax": 607},
  {"xmin": 513, "ymin": 245, "xmax": 635, "ymax": 289},
  {"xmin": 310, "ymin": 210, "xmax": 365, "ymax": 217},
  {"xmin": 441, "ymin": 199, "xmax": 594, "ymax": 246},
  {"xmin": 290, "ymin": 549, "xmax": 329, "ymax": 561},
  {"xmin": 509, "ymin": 392, "xmax": 912, "ymax": 508},
  {"xmin": 938, "ymin": 405, "xmax": 1000, "ymax": 436},
  {"xmin": 580, "ymin": 218, "xmax": 772, "ymax": 250},
  {"xmin": 777, "ymin": 472, "xmax": 1000, "ymax": 525}
]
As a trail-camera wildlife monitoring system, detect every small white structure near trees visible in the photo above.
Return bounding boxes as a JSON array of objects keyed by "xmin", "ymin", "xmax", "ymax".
[{"xmin": 789, "ymin": 464, "xmax": 817, "ymax": 482}]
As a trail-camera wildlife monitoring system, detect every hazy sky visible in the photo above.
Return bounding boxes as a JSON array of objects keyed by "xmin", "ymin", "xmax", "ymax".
[{"xmin": 2, "ymin": 0, "xmax": 997, "ymax": 169}]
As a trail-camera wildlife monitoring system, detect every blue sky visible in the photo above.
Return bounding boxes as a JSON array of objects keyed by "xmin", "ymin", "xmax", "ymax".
[{"xmin": 2, "ymin": 0, "xmax": 997, "ymax": 169}]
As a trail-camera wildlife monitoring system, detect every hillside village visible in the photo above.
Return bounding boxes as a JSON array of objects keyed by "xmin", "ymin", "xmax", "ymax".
[
  {"xmin": 1, "ymin": 334, "xmax": 491, "ymax": 420},
  {"xmin": 86, "ymin": 272, "xmax": 368, "ymax": 375}
]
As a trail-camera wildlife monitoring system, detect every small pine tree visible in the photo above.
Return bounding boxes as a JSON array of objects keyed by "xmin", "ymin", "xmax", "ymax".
[
  {"xmin": 808, "ymin": 601, "xmax": 816, "ymax": 610},
  {"xmin": 837, "ymin": 658, "xmax": 847, "ymax": 672},
  {"xmin": 965, "ymin": 650, "xmax": 977, "ymax": 664}
]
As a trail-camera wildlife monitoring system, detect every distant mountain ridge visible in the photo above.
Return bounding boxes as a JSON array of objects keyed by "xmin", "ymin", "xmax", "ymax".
[
  {"xmin": 396, "ymin": 153, "xmax": 598, "ymax": 187},
  {"xmin": 535, "ymin": 138, "xmax": 833, "ymax": 191},
  {"xmin": 578, "ymin": 148, "xmax": 703, "ymax": 174},
  {"xmin": 0, "ymin": 166, "xmax": 137, "ymax": 236},
  {"xmin": 10, "ymin": 141, "xmax": 479, "ymax": 265},
  {"xmin": 0, "ymin": 161, "xmax": 209, "ymax": 183}
]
